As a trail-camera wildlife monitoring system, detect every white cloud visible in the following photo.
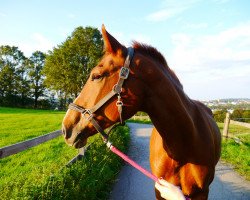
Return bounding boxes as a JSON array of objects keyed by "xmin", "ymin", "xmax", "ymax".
[
  {"xmin": 146, "ymin": 7, "xmax": 187, "ymax": 22},
  {"xmin": 0, "ymin": 33, "xmax": 54, "ymax": 57},
  {"xmin": 169, "ymin": 22, "xmax": 250, "ymax": 73},
  {"xmin": 146, "ymin": 0, "xmax": 200, "ymax": 22},
  {"xmin": 167, "ymin": 22, "xmax": 250, "ymax": 99}
]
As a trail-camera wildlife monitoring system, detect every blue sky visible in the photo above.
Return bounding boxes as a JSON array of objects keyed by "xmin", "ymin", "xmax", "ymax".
[{"xmin": 1, "ymin": 0, "xmax": 250, "ymax": 100}]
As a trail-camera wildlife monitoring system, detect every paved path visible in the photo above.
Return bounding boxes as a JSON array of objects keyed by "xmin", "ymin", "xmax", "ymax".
[{"xmin": 110, "ymin": 123, "xmax": 250, "ymax": 200}]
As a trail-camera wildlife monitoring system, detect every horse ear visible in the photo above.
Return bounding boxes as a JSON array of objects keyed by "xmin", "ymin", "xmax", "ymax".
[{"xmin": 101, "ymin": 24, "xmax": 125, "ymax": 54}]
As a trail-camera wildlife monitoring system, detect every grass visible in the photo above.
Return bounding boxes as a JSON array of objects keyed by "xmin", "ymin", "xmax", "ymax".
[
  {"xmin": 126, "ymin": 118, "xmax": 152, "ymax": 124},
  {"xmin": 217, "ymin": 122, "xmax": 250, "ymax": 180},
  {"xmin": 0, "ymin": 107, "xmax": 65, "ymax": 147},
  {"xmin": 0, "ymin": 107, "xmax": 130, "ymax": 199}
]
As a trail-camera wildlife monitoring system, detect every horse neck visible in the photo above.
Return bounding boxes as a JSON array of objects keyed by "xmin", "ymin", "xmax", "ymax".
[{"xmin": 141, "ymin": 64, "xmax": 197, "ymax": 156}]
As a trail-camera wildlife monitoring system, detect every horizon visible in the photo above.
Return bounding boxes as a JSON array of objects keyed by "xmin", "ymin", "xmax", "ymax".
[
  {"xmin": 197, "ymin": 97, "xmax": 250, "ymax": 101},
  {"xmin": 1, "ymin": 0, "xmax": 250, "ymax": 100}
]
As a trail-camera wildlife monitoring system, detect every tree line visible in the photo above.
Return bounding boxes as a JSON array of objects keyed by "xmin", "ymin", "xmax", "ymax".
[
  {"xmin": 0, "ymin": 26, "xmax": 103, "ymax": 109},
  {"xmin": 213, "ymin": 109, "xmax": 250, "ymax": 123}
]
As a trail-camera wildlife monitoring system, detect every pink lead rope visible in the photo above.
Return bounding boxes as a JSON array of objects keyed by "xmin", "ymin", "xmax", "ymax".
[
  {"xmin": 106, "ymin": 141, "xmax": 190, "ymax": 200},
  {"xmin": 106, "ymin": 141, "xmax": 159, "ymax": 182}
]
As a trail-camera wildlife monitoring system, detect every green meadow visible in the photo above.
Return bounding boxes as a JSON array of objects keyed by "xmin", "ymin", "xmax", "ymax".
[
  {"xmin": 217, "ymin": 123, "xmax": 250, "ymax": 180},
  {"xmin": 0, "ymin": 107, "xmax": 129, "ymax": 199},
  {"xmin": 0, "ymin": 107, "xmax": 65, "ymax": 147}
]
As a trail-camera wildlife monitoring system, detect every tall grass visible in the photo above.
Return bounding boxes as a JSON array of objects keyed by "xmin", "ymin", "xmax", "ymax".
[
  {"xmin": 0, "ymin": 107, "xmax": 130, "ymax": 199},
  {"xmin": 217, "ymin": 122, "xmax": 250, "ymax": 180}
]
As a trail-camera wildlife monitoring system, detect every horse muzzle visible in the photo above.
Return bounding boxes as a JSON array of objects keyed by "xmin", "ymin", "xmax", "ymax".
[{"xmin": 62, "ymin": 124, "xmax": 89, "ymax": 148}]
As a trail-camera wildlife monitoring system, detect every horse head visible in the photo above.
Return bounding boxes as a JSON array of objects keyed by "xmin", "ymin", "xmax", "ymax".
[{"xmin": 62, "ymin": 25, "xmax": 145, "ymax": 148}]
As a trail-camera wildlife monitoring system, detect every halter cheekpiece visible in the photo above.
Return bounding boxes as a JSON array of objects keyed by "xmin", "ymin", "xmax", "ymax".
[{"xmin": 68, "ymin": 47, "xmax": 134, "ymax": 141}]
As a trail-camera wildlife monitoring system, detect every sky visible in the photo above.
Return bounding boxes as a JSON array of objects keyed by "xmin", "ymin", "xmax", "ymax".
[{"xmin": 1, "ymin": 0, "xmax": 250, "ymax": 100}]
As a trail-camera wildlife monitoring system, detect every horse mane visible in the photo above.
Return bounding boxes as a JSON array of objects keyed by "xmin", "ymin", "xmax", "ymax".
[{"xmin": 132, "ymin": 41, "xmax": 183, "ymax": 89}]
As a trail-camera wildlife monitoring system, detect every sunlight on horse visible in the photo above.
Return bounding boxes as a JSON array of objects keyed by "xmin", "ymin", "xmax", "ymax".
[{"xmin": 62, "ymin": 25, "xmax": 221, "ymax": 200}]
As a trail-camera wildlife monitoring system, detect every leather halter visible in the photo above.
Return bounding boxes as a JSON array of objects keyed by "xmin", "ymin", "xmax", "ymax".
[{"xmin": 68, "ymin": 47, "xmax": 134, "ymax": 142}]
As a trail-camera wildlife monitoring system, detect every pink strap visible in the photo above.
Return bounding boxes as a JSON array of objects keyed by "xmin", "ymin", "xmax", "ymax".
[
  {"xmin": 110, "ymin": 145, "xmax": 159, "ymax": 182},
  {"xmin": 109, "ymin": 144, "xmax": 190, "ymax": 199}
]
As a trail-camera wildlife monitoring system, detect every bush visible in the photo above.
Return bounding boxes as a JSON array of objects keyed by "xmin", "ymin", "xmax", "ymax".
[
  {"xmin": 231, "ymin": 109, "xmax": 250, "ymax": 123},
  {"xmin": 135, "ymin": 111, "xmax": 148, "ymax": 116},
  {"xmin": 213, "ymin": 110, "xmax": 227, "ymax": 122},
  {"xmin": 242, "ymin": 110, "xmax": 250, "ymax": 123},
  {"xmin": 231, "ymin": 109, "xmax": 244, "ymax": 121}
]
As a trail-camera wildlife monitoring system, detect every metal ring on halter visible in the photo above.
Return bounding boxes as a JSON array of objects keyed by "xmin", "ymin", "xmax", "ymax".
[
  {"xmin": 81, "ymin": 109, "xmax": 93, "ymax": 121},
  {"xmin": 116, "ymin": 100, "xmax": 123, "ymax": 107},
  {"xmin": 113, "ymin": 84, "xmax": 123, "ymax": 94}
]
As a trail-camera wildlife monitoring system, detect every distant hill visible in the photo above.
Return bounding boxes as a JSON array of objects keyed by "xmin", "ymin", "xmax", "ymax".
[
  {"xmin": 218, "ymin": 98, "xmax": 250, "ymax": 102},
  {"xmin": 201, "ymin": 98, "xmax": 250, "ymax": 110}
]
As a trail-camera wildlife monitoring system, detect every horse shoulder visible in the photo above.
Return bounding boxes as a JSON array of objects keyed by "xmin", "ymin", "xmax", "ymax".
[
  {"xmin": 193, "ymin": 100, "xmax": 221, "ymax": 164},
  {"xmin": 150, "ymin": 128, "xmax": 180, "ymax": 185}
]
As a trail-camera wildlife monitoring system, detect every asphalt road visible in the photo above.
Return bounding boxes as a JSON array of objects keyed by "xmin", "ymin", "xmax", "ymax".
[{"xmin": 109, "ymin": 123, "xmax": 250, "ymax": 200}]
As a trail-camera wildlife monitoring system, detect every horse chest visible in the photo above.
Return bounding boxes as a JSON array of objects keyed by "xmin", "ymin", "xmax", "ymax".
[
  {"xmin": 151, "ymin": 152, "xmax": 211, "ymax": 196},
  {"xmin": 150, "ymin": 128, "xmax": 212, "ymax": 197}
]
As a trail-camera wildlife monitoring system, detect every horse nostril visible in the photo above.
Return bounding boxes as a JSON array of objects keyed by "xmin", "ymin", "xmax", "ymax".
[
  {"xmin": 62, "ymin": 126, "xmax": 65, "ymax": 135},
  {"xmin": 62, "ymin": 125, "xmax": 70, "ymax": 139}
]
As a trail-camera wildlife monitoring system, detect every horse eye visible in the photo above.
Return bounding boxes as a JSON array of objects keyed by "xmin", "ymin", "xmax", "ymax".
[{"xmin": 91, "ymin": 73, "xmax": 103, "ymax": 81}]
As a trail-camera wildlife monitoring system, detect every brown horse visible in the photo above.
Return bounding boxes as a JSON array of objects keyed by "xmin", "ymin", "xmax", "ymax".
[{"xmin": 62, "ymin": 25, "xmax": 221, "ymax": 199}]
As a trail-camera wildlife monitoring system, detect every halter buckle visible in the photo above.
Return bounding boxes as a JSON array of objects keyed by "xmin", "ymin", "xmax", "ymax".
[
  {"xmin": 119, "ymin": 67, "xmax": 129, "ymax": 79},
  {"xmin": 82, "ymin": 109, "xmax": 93, "ymax": 121}
]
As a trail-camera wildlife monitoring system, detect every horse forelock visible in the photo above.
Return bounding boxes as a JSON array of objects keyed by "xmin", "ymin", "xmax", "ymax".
[{"xmin": 132, "ymin": 41, "xmax": 183, "ymax": 89}]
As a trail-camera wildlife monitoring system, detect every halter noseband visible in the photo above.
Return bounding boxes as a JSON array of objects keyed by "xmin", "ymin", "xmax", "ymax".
[{"xmin": 68, "ymin": 47, "xmax": 134, "ymax": 142}]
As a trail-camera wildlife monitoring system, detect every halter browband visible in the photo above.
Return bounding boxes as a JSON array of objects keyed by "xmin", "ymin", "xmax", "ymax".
[{"xmin": 68, "ymin": 47, "xmax": 134, "ymax": 141}]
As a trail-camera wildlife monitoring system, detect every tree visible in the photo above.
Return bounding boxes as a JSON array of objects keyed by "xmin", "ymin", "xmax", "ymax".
[
  {"xmin": 231, "ymin": 109, "xmax": 244, "ymax": 121},
  {"xmin": 242, "ymin": 110, "xmax": 250, "ymax": 123},
  {"xmin": 43, "ymin": 26, "xmax": 103, "ymax": 107},
  {"xmin": 213, "ymin": 109, "xmax": 227, "ymax": 122},
  {"xmin": 0, "ymin": 45, "xmax": 29, "ymax": 106},
  {"xmin": 28, "ymin": 51, "xmax": 46, "ymax": 108}
]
